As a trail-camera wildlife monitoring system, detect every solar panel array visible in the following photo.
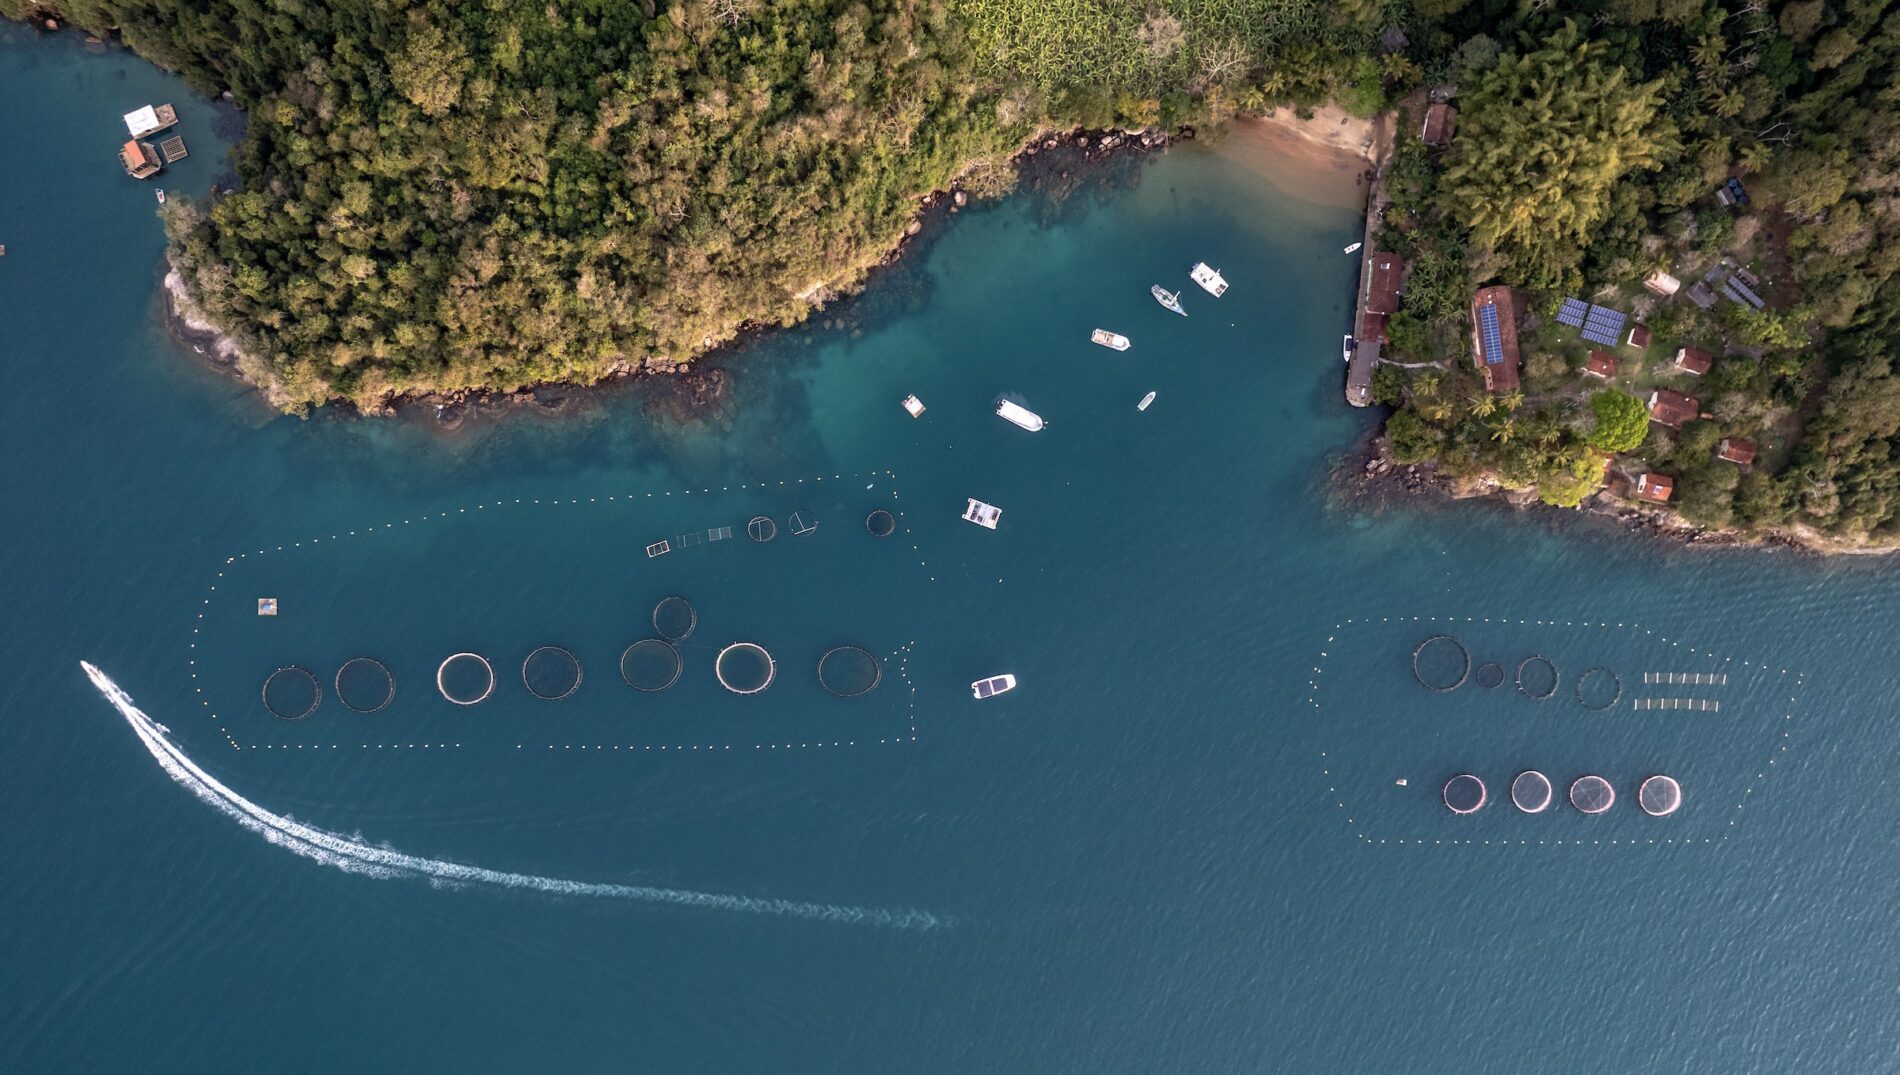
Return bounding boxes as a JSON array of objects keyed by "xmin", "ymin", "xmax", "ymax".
[
  {"xmin": 1723, "ymin": 278, "xmax": 1765, "ymax": 309},
  {"xmin": 1478, "ymin": 303, "xmax": 1504, "ymax": 364},
  {"xmin": 1559, "ymin": 297, "xmax": 1628, "ymax": 345}
]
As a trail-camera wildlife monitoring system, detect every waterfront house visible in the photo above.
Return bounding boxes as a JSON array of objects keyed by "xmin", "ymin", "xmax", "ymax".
[
  {"xmin": 120, "ymin": 139, "xmax": 161, "ymax": 180},
  {"xmin": 1583, "ymin": 350, "xmax": 1618, "ymax": 379},
  {"xmin": 123, "ymin": 103, "xmax": 178, "ymax": 139},
  {"xmin": 1626, "ymin": 323, "xmax": 1652, "ymax": 349},
  {"xmin": 1647, "ymin": 388, "xmax": 1698, "ymax": 428},
  {"xmin": 1421, "ymin": 103, "xmax": 1457, "ymax": 147},
  {"xmin": 1635, "ymin": 473, "xmax": 1675, "ymax": 503},
  {"xmin": 1673, "ymin": 347, "xmax": 1712, "ymax": 375},
  {"xmin": 1717, "ymin": 437, "xmax": 1757, "ymax": 465},
  {"xmin": 1469, "ymin": 286, "xmax": 1520, "ymax": 392},
  {"xmin": 1358, "ymin": 252, "xmax": 1405, "ymax": 344},
  {"xmin": 1643, "ymin": 270, "xmax": 1680, "ymax": 297}
]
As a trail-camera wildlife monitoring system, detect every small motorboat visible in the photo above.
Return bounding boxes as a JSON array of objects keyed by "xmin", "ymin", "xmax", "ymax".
[
  {"xmin": 1342, "ymin": 335, "xmax": 1355, "ymax": 364},
  {"xmin": 901, "ymin": 394, "xmax": 925, "ymax": 417},
  {"xmin": 1137, "ymin": 391, "xmax": 1156, "ymax": 412},
  {"xmin": 963, "ymin": 498, "xmax": 1001, "ymax": 529},
  {"xmin": 1091, "ymin": 329, "xmax": 1131, "ymax": 351},
  {"xmin": 1343, "ymin": 241, "xmax": 1362, "ymax": 254},
  {"xmin": 971, "ymin": 674, "xmax": 1017, "ymax": 700},
  {"xmin": 1189, "ymin": 262, "xmax": 1227, "ymax": 297},
  {"xmin": 995, "ymin": 399, "xmax": 1044, "ymax": 432},
  {"xmin": 155, "ymin": 189, "xmax": 166, "ymax": 204},
  {"xmin": 1151, "ymin": 285, "xmax": 1186, "ymax": 316}
]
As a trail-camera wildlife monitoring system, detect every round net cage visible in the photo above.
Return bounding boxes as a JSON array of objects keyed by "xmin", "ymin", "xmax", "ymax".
[
  {"xmin": 1569, "ymin": 774, "xmax": 1616, "ymax": 814},
  {"xmin": 1510, "ymin": 770, "xmax": 1553, "ymax": 814},
  {"xmin": 1574, "ymin": 667, "xmax": 1622, "ymax": 710},
  {"xmin": 334, "ymin": 657, "xmax": 395, "ymax": 714},
  {"xmin": 521, "ymin": 645, "xmax": 583, "ymax": 701},
  {"xmin": 715, "ymin": 642, "xmax": 776, "ymax": 695},
  {"xmin": 1638, "ymin": 775, "xmax": 1683, "ymax": 817},
  {"xmin": 652, "ymin": 595, "xmax": 697, "ymax": 642},
  {"xmin": 1411, "ymin": 635, "xmax": 1470, "ymax": 693},
  {"xmin": 817, "ymin": 645, "xmax": 883, "ymax": 698},
  {"xmin": 866, "ymin": 509, "xmax": 897, "ymax": 538},
  {"xmin": 747, "ymin": 516, "xmax": 777, "ymax": 542},
  {"xmin": 1474, "ymin": 661, "xmax": 1505, "ymax": 689},
  {"xmin": 1443, "ymin": 774, "xmax": 1487, "ymax": 815},
  {"xmin": 788, "ymin": 511, "xmax": 818, "ymax": 537},
  {"xmin": 262, "ymin": 665, "xmax": 322, "ymax": 720},
  {"xmin": 436, "ymin": 652, "xmax": 497, "ymax": 706},
  {"xmin": 1515, "ymin": 656, "xmax": 1559, "ymax": 700},
  {"xmin": 618, "ymin": 639, "xmax": 683, "ymax": 692}
]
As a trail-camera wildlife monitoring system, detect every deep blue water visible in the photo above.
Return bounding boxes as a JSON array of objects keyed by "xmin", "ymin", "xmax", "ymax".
[{"xmin": 6, "ymin": 25, "xmax": 1900, "ymax": 1072}]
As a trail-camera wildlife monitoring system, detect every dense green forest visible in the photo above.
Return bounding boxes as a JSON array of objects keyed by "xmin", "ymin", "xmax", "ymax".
[{"xmin": 9, "ymin": 0, "xmax": 1900, "ymax": 543}]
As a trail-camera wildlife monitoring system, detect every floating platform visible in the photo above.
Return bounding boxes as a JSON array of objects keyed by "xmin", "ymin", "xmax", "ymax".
[
  {"xmin": 1643, "ymin": 672, "xmax": 1728, "ymax": 685},
  {"xmin": 158, "ymin": 135, "xmax": 188, "ymax": 162},
  {"xmin": 256, "ymin": 597, "xmax": 278, "ymax": 616},
  {"xmin": 962, "ymin": 498, "xmax": 1001, "ymax": 529},
  {"xmin": 901, "ymin": 394, "xmax": 925, "ymax": 417},
  {"xmin": 1632, "ymin": 698, "xmax": 1720, "ymax": 711}
]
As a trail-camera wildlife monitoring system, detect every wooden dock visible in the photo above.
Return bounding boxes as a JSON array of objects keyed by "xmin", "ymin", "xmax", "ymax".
[{"xmin": 158, "ymin": 135, "xmax": 188, "ymax": 162}]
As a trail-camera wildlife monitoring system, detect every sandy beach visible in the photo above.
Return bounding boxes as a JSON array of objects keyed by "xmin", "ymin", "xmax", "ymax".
[{"xmin": 1209, "ymin": 105, "xmax": 1387, "ymax": 209}]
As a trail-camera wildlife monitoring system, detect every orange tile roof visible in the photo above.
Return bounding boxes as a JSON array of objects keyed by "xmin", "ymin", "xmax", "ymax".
[{"xmin": 1635, "ymin": 473, "xmax": 1675, "ymax": 503}]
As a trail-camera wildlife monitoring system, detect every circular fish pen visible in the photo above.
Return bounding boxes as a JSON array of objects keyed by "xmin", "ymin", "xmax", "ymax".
[
  {"xmin": 618, "ymin": 639, "xmax": 683, "ymax": 692},
  {"xmin": 1515, "ymin": 655, "xmax": 1559, "ymax": 700},
  {"xmin": 715, "ymin": 642, "xmax": 776, "ymax": 695},
  {"xmin": 652, "ymin": 595, "xmax": 697, "ymax": 642},
  {"xmin": 817, "ymin": 645, "xmax": 883, "ymax": 698},
  {"xmin": 262, "ymin": 665, "xmax": 322, "ymax": 720},
  {"xmin": 747, "ymin": 516, "xmax": 777, "ymax": 542},
  {"xmin": 1411, "ymin": 635, "xmax": 1470, "ymax": 693},
  {"xmin": 787, "ymin": 511, "xmax": 818, "ymax": 537},
  {"xmin": 436, "ymin": 652, "xmax": 497, "ymax": 706},
  {"xmin": 1443, "ymin": 774, "xmax": 1487, "ymax": 815},
  {"xmin": 1574, "ymin": 667, "xmax": 1622, "ymax": 710},
  {"xmin": 334, "ymin": 657, "xmax": 395, "ymax": 714},
  {"xmin": 1474, "ymin": 661, "xmax": 1505, "ymax": 689},
  {"xmin": 521, "ymin": 645, "xmax": 583, "ymax": 701},
  {"xmin": 865, "ymin": 509, "xmax": 896, "ymax": 538},
  {"xmin": 1510, "ymin": 770, "xmax": 1553, "ymax": 814},
  {"xmin": 1638, "ymin": 775, "xmax": 1683, "ymax": 817},
  {"xmin": 1569, "ymin": 774, "xmax": 1615, "ymax": 815}
]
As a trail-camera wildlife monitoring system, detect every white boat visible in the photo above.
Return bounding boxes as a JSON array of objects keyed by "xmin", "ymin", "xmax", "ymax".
[
  {"xmin": 971, "ymin": 674, "xmax": 1017, "ymax": 700},
  {"xmin": 155, "ymin": 189, "xmax": 166, "ymax": 204},
  {"xmin": 962, "ymin": 498, "xmax": 1001, "ymax": 529},
  {"xmin": 1344, "ymin": 241, "xmax": 1362, "ymax": 254},
  {"xmin": 1137, "ymin": 391, "xmax": 1156, "ymax": 412},
  {"xmin": 995, "ymin": 399, "xmax": 1044, "ymax": 432},
  {"xmin": 901, "ymin": 394, "xmax": 925, "ymax": 417},
  {"xmin": 1342, "ymin": 335, "xmax": 1354, "ymax": 364},
  {"xmin": 1189, "ymin": 262, "xmax": 1227, "ymax": 297},
  {"xmin": 1151, "ymin": 285, "xmax": 1186, "ymax": 317},
  {"xmin": 1091, "ymin": 329, "xmax": 1131, "ymax": 351}
]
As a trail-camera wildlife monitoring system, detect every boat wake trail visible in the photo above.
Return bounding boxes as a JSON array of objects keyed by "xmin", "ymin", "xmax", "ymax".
[{"xmin": 81, "ymin": 662, "xmax": 942, "ymax": 930}]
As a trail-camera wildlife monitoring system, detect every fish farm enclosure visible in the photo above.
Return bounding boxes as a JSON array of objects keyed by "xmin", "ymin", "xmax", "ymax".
[
  {"xmin": 191, "ymin": 474, "xmax": 930, "ymax": 752},
  {"xmin": 1308, "ymin": 615, "xmax": 1803, "ymax": 845}
]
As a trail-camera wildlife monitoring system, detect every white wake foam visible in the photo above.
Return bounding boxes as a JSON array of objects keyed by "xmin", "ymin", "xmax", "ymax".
[{"xmin": 82, "ymin": 662, "xmax": 940, "ymax": 929}]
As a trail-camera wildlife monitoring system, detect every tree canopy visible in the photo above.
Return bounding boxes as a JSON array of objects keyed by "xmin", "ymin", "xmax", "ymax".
[{"xmin": 1587, "ymin": 390, "xmax": 1650, "ymax": 454}]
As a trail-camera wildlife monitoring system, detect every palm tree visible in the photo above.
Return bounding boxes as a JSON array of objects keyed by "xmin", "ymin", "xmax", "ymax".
[
  {"xmin": 1469, "ymin": 393, "xmax": 1499, "ymax": 419},
  {"xmin": 1739, "ymin": 142, "xmax": 1774, "ymax": 174},
  {"xmin": 1491, "ymin": 418, "xmax": 1518, "ymax": 444},
  {"xmin": 1500, "ymin": 389, "xmax": 1526, "ymax": 413}
]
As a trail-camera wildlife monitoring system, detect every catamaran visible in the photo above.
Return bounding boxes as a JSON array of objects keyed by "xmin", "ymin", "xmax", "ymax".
[
  {"xmin": 1091, "ymin": 329, "xmax": 1131, "ymax": 351},
  {"xmin": 963, "ymin": 498, "xmax": 1002, "ymax": 529},
  {"xmin": 1189, "ymin": 262, "xmax": 1227, "ymax": 297},
  {"xmin": 1151, "ymin": 285, "xmax": 1186, "ymax": 316},
  {"xmin": 995, "ymin": 399, "xmax": 1045, "ymax": 432},
  {"xmin": 971, "ymin": 674, "xmax": 1017, "ymax": 700}
]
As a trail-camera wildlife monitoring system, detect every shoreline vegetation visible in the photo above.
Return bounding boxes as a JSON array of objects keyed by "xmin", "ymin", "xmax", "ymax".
[{"xmin": 15, "ymin": 2, "xmax": 1900, "ymax": 554}]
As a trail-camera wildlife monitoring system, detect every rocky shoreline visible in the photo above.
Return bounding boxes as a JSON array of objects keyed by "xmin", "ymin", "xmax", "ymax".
[
  {"xmin": 158, "ymin": 124, "xmax": 1176, "ymax": 427},
  {"xmin": 1340, "ymin": 430, "xmax": 1900, "ymax": 556}
]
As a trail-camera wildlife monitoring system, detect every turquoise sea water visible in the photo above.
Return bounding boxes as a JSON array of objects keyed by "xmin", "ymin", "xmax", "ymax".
[{"xmin": 8, "ymin": 26, "xmax": 1900, "ymax": 1071}]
